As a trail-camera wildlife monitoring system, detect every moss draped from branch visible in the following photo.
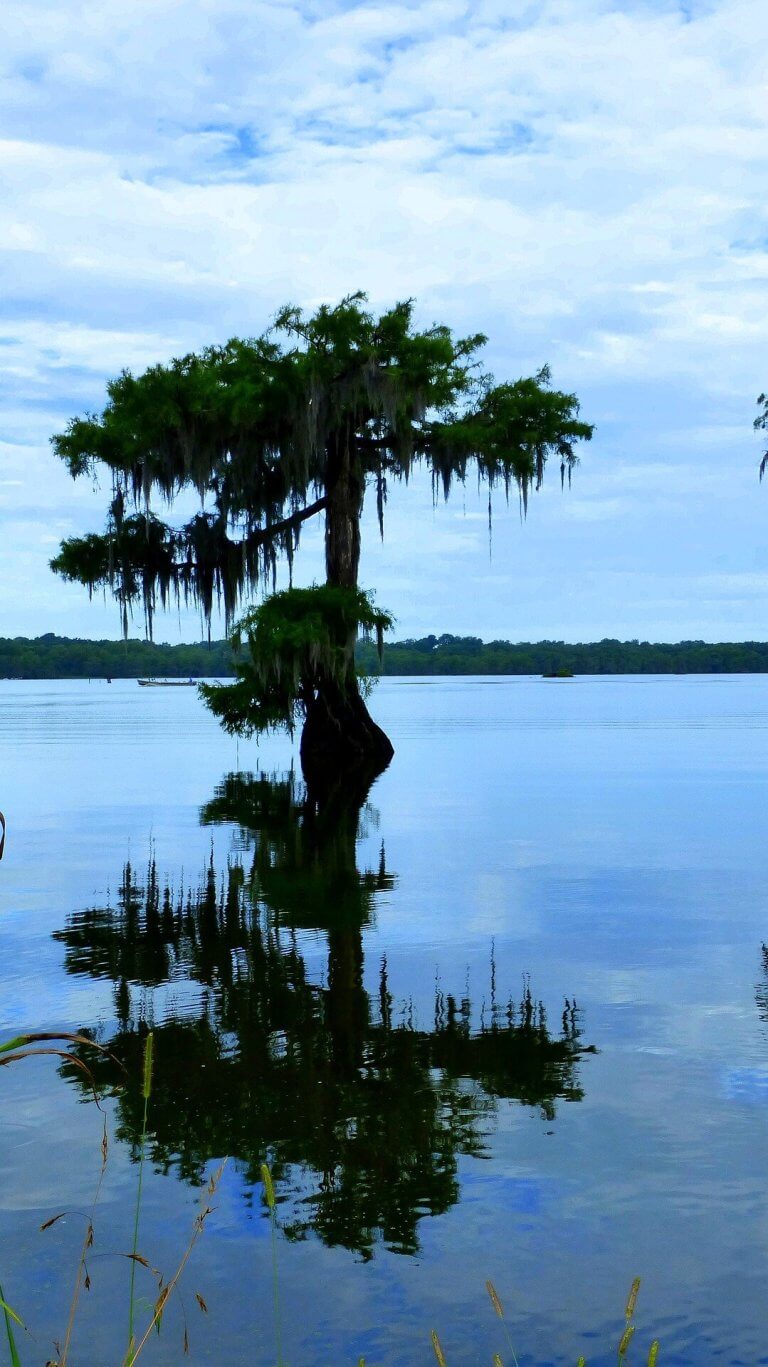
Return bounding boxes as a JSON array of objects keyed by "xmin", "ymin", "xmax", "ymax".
[
  {"xmin": 756, "ymin": 391, "xmax": 768, "ymax": 480},
  {"xmin": 200, "ymin": 585, "xmax": 393, "ymax": 737},
  {"xmin": 51, "ymin": 500, "xmax": 327, "ymax": 636}
]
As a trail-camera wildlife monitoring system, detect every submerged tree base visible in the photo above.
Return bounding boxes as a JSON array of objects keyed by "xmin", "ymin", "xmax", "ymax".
[
  {"xmin": 201, "ymin": 585, "xmax": 395, "ymax": 785},
  {"xmin": 300, "ymin": 682, "xmax": 394, "ymax": 792}
]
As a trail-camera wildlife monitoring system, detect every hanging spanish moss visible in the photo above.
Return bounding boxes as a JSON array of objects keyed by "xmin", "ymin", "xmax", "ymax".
[
  {"xmin": 201, "ymin": 586, "xmax": 391, "ymax": 730},
  {"xmin": 756, "ymin": 391, "xmax": 768, "ymax": 480}
]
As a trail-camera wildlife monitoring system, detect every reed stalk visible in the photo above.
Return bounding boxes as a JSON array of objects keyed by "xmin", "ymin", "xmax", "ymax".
[
  {"xmin": 261, "ymin": 1162, "xmax": 284, "ymax": 1367},
  {"xmin": 123, "ymin": 1160, "xmax": 226, "ymax": 1366},
  {"xmin": 126, "ymin": 1031, "xmax": 154, "ymax": 1366},
  {"xmin": 57, "ymin": 1114, "xmax": 109, "ymax": 1367},
  {"xmin": 485, "ymin": 1279, "xmax": 520, "ymax": 1367}
]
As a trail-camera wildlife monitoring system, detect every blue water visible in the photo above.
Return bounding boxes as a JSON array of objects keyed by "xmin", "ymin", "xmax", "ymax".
[{"xmin": 1, "ymin": 675, "xmax": 768, "ymax": 1365}]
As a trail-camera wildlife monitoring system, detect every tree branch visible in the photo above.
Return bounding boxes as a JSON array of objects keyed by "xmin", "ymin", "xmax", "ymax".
[{"xmin": 249, "ymin": 496, "xmax": 327, "ymax": 546}]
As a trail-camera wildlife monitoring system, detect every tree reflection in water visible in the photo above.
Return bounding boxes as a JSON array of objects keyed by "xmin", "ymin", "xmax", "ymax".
[
  {"xmin": 757, "ymin": 944, "xmax": 768, "ymax": 1026},
  {"xmin": 54, "ymin": 769, "xmax": 593, "ymax": 1260}
]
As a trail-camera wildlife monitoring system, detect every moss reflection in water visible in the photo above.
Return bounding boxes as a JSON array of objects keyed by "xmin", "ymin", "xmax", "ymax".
[{"xmin": 54, "ymin": 770, "xmax": 592, "ymax": 1261}]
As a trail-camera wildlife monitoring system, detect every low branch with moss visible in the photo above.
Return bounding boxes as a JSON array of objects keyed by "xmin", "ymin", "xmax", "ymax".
[{"xmin": 201, "ymin": 585, "xmax": 392, "ymax": 738}]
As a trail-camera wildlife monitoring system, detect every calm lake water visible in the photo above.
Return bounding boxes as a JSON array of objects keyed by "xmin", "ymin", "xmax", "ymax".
[{"xmin": 2, "ymin": 675, "xmax": 768, "ymax": 1365}]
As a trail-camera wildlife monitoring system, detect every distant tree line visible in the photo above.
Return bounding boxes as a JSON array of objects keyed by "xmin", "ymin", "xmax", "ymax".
[
  {"xmin": 0, "ymin": 633, "xmax": 234, "ymax": 679},
  {"xmin": 3, "ymin": 632, "xmax": 768, "ymax": 679},
  {"xmin": 357, "ymin": 634, "xmax": 768, "ymax": 676}
]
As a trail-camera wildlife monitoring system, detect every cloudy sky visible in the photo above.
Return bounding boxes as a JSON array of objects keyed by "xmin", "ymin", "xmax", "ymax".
[{"xmin": 1, "ymin": 0, "xmax": 767, "ymax": 644}]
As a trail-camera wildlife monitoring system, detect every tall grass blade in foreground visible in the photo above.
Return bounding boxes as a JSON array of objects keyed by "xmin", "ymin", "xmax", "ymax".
[
  {"xmin": 127, "ymin": 1031, "xmax": 154, "ymax": 1365},
  {"xmin": 0, "ymin": 1032, "xmax": 118, "ymax": 1109},
  {"xmin": 0, "ymin": 1281, "xmax": 23, "ymax": 1367},
  {"xmin": 261, "ymin": 1162, "xmax": 284, "ymax": 1367},
  {"xmin": 123, "ymin": 1160, "xmax": 226, "ymax": 1365},
  {"xmin": 648, "ymin": 1342, "xmax": 660, "ymax": 1365},
  {"xmin": 57, "ymin": 1117, "xmax": 109, "ymax": 1367},
  {"xmin": 485, "ymin": 1279, "xmax": 520, "ymax": 1367},
  {"xmin": 37, "ymin": 1038, "xmax": 120, "ymax": 1367},
  {"xmin": 3, "ymin": 1029, "xmax": 122, "ymax": 1366}
]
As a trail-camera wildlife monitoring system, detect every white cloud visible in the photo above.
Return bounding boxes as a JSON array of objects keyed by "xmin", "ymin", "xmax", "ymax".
[{"xmin": 1, "ymin": 0, "xmax": 767, "ymax": 639}]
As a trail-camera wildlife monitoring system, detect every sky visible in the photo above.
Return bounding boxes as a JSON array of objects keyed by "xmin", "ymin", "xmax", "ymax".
[{"xmin": 1, "ymin": 0, "xmax": 767, "ymax": 645}]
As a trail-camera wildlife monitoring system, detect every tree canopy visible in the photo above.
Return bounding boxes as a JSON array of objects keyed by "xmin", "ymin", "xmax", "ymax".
[{"xmin": 51, "ymin": 293, "xmax": 594, "ymax": 637}]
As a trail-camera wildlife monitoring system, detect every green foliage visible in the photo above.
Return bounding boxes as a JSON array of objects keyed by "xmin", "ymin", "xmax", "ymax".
[
  {"xmin": 50, "ymin": 293, "xmax": 592, "ymax": 634},
  {"xmin": 128, "ymin": 1032, "xmax": 154, "ymax": 1364},
  {"xmin": 427, "ymin": 367, "xmax": 591, "ymax": 505},
  {"xmin": 0, "ymin": 1281, "xmax": 22, "ymax": 1367},
  {"xmin": 200, "ymin": 585, "xmax": 393, "ymax": 737}
]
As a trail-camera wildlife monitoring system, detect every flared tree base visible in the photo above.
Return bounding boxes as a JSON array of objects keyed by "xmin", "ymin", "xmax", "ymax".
[{"xmin": 300, "ymin": 682, "xmax": 394, "ymax": 795}]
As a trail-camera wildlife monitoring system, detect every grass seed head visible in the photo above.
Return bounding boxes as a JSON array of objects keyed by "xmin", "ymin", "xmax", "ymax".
[
  {"xmin": 260, "ymin": 1162, "xmax": 276, "ymax": 1211},
  {"xmin": 142, "ymin": 1032, "xmax": 154, "ymax": 1101},
  {"xmin": 618, "ymin": 1323, "xmax": 635, "ymax": 1358},
  {"xmin": 486, "ymin": 1280, "xmax": 504, "ymax": 1319},
  {"xmin": 625, "ymin": 1277, "xmax": 641, "ymax": 1320},
  {"xmin": 431, "ymin": 1329, "xmax": 447, "ymax": 1366}
]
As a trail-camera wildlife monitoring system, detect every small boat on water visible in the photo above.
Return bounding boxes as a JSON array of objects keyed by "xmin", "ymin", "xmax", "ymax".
[
  {"xmin": 542, "ymin": 670, "xmax": 574, "ymax": 679},
  {"xmin": 137, "ymin": 678, "xmax": 198, "ymax": 687}
]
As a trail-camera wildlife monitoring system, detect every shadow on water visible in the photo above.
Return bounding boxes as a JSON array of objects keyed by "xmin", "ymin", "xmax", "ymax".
[{"xmin": 53, "ymin": 767, "xmax": 593, "ymax": 1260}]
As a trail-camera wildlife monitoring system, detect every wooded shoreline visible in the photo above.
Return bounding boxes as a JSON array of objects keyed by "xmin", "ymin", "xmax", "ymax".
[{"xmin": 3, "ymin": 632, "xmax": 768, "ymax": 679}]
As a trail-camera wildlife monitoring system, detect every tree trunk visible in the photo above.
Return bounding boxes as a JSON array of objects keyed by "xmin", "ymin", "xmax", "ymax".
[
  {"xmin": 300, "ymin": 678, "xmax": 393, "ymax": 786},
  {"xmin": 324, "ymin": 429, "xmax": 363, "ymax": 593},
  {"xmin": 300, "ymin": 433, "xmax": 394, "ymax": 781}
]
